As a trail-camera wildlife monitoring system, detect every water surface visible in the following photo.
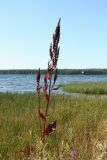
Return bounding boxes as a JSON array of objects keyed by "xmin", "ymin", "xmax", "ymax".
[{"xmin": 0, "ymin": 74, "xmax": 107, "ymax": 93}]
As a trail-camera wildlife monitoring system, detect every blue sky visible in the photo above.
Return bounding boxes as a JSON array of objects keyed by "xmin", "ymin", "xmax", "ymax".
[{"xmin": 0, "ymin": 0, "xmax": 107, "ymax": 69}]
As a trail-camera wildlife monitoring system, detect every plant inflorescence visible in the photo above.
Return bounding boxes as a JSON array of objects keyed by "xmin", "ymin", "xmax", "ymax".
[{"xmin": 36, "ymin": 19, "xmax": 61, "ymax": 142}]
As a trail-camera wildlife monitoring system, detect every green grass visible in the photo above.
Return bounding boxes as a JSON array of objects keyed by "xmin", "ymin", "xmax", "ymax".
[
  {"xmin": 62, "ymin": 82, "xmax": 107, "ymax": 95},
  {"xmin": 0, "ymin": 92, "xmax": 107, "ymax": 159}
]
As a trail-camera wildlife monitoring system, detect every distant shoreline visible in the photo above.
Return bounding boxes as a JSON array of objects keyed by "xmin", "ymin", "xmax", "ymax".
[{"xmin": 0, "ymin": 69, "xmax": 107, "ymax": 75}]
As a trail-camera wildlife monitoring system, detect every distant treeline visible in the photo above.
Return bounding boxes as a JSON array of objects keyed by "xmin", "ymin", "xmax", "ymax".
[{"xmin": 0, "ymin": 69, "xmax": 107, "ymax": 75}]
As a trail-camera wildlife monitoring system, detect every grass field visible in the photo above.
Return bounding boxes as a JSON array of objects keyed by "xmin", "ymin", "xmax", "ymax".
[
  {"xmin": 62, "ymin": 82, "xmax": 107, "ymax": 95},
  {"xmin": 0, "ymin": 92, "xmax": 107, "ymax": 159}
]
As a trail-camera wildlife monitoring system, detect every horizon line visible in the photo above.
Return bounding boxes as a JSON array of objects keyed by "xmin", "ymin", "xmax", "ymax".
[{"xmin": 0, "ymin": 68, "xmax": 107, "ymax": 70}]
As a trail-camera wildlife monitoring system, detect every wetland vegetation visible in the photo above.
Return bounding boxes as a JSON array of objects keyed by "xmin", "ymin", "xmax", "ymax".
[
  {"xmin": 62, "ymin": 82, "xmax": 107, "ymax": 95},
  {"xmin": 0, "ymin": 92, "xmax": 107, "ymax": 159}
]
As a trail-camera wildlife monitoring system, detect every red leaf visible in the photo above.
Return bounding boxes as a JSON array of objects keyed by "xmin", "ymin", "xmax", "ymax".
[
  {"xmin": 45, "ymin": 73, "xmax": 50, "ymax": 80},
  {"xmin": 44, "ymin": 121, "xmax": 57, "ymax": 136},
  {"xmin": 39, "ymin": 111, "xmax": 46, "ymax": 121}
]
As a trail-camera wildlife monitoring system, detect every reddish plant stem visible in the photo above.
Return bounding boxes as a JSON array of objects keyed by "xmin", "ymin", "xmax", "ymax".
[{"xmin": 43, "ymin": 73, "xmax": 52, "ymax": 141}]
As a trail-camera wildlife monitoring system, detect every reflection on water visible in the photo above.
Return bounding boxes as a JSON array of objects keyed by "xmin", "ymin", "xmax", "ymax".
[{"xmin": 0, "ymin": 74, "xmax": 107, "ymax": 93}]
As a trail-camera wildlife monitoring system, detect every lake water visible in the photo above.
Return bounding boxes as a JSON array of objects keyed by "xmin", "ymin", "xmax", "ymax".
[{"xmin": 0, "ymin": 74, "xmax": 107, "ymax": 93}]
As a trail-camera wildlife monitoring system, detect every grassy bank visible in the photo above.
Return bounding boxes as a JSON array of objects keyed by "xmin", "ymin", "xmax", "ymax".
[
  {"xmin": 0, "ymin": 93, "xmax": 107, "ymax": 159},
  {"xmin": 62, "ymin": 82, "xmax": 107, "ymax": 95}
]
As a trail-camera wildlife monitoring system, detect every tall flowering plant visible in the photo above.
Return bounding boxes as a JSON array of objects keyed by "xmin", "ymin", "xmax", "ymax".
[{"xmin": 36, "ymin": 19, "xmax": 61, "ymax": 141}]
